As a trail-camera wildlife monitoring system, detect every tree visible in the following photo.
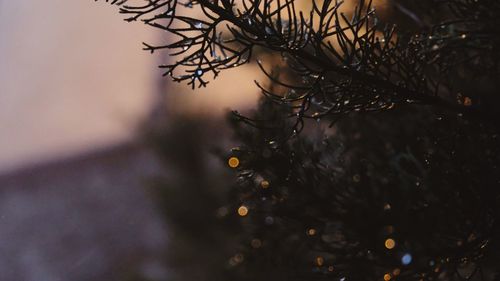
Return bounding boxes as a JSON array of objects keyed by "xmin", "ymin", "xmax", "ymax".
[
  {"xmin": 98, "ymin": 0, "xmax": 500, "ymax": 280},
  {"xmin": 102, "ymin": 0, "xmax": 499, "ymax": 129}
]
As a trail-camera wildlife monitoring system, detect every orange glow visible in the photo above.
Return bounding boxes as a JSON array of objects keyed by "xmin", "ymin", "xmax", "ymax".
[
  {"xmin": 228, "ymin": 157, "xmax": 240, "ymax": 168},
  {"xmin": 464, "ymin": 97, "xmax": 472, "ymax": 106},
  {"xmin": 385, "ymin": 238, "xmax": 396, "ymax": 250},
  {"xmin": 238, "ymin": 205, "xmax": 249, "ymax": 217},
  {"xmin": 260, "ymin": 180, "xmax": 270, "ymax": 189},
  {"xmin": 315, "ymin": 256, "xmax": 324, "ymax": 266}
]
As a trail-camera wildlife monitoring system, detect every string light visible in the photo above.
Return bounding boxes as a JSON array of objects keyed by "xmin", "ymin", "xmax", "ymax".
[
  {"xmin": 463, "ymin": 97, "xmax": 472, "ymax": 106},
  {"xmin": 260, "ymin": 180, "xmax": 270, "ymax": 189},
  {"xmin": 401, "ymin": 253, "xmax": 412, "ymax": 265},
  {"xmin": 315, "ymin": 256, "xmax": 324, "ymax": 266},
  {"xmin": 228, "ymin": 157, "xmax": 240, "ymax": 168},
  {"xmin": 385, "ymin": 238, "xmax": 396, "ymax": 249},
  {"xmin": 307, "ymin": 228, "xmax": 317, "ymax": 236},
  {"xmin": 238, "ymin": 205, "xmax": 249, "ymax": 216},
  {"xmin": 384, "ymin": 273, "xmax": 392, "ymax": 281}
]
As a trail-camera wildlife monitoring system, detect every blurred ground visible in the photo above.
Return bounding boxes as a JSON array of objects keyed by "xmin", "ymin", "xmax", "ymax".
[{"xmin": 0, "ymin": 142, "xmax": 168, "ymax": 281}]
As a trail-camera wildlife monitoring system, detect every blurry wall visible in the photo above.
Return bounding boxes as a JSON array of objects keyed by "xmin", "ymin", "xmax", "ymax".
[
  {"xmin": 0, "ymin": 0, "xmax": 265, "ymax": 174},
  {"xmin": 0, "ymin": 0, "xmax": 159, "ymax": 173}
]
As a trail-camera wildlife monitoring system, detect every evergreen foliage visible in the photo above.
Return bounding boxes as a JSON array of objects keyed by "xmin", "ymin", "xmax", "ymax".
[
  {"xmin": 101, "ymin": 0, "xmax": 500, "ymax": 129},
  {"xmin": 98, "ymin": 0, "xmax": 500, "ymax": 280}
]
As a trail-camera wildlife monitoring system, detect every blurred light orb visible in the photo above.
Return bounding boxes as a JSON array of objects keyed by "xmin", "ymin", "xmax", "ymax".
[
  {"xmin": 384, "ymin": 273, "xmax": 392, "ymax": 281},
  {"xmin": 260, "ymin": 180, "xmax": 270, "ymax": 189},
  {"xmin": 228, "ymin": 157, "xmax": 240, "ymax": 168},
  {"xmin": 385, "ymin": 238, "xmax": 396, "ymax": 249},
  {"xmin": 238, "ymin": 205, "xmax": 249, "ymax": 216},
  {"xmin": 307, "ymin": 228, "xmax": 317, "ymax": 236},
  {"xmin": 401, "ymin": 253, "xmax": 413, "ymax": 265},
  {"xmin": 315, "ymin": 256, "xmax": 324, "ymax": 266}
]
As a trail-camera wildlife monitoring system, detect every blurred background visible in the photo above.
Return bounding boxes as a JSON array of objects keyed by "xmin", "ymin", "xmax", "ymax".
[
  {"xmin": 0, "ymin": 0, "xmax": 263, "ymax": 173},
  {"xmin": 0, "ymin": 1, "xmax": 264, "ymax": 280},
  {"xmin": 0, "ymin": 1, "xmax": 390, "ymax": 280}
]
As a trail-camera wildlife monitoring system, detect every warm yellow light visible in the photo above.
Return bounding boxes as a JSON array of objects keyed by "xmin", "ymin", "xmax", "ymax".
[
  {"xmin": 307, "ymin": 228, "xmax": 317, "ymax": 236},
  {"xmin": 384, "ymin": 273, "xmax": 392, "ymax": 281},
  {"xmin": 315, "ymin": 256, "xmax": 324, "ymax": 266},
  {"xmin": 238, "ymin": 205, "xmax": 249, "ymax": 216},
  {"xmin": 385, "ymin": 238, "xmax": 396, "ymax": 250},
  {"xmin": 328, "ymin": 265, "xmax": 334, "ymax": 272},
  {"xmin": 260, "ymin": 180, "xmax": 270, "ymax": 189},
  {"xmin": 228, "ymin": 157, "xmax": 240, "ymax": 168}
]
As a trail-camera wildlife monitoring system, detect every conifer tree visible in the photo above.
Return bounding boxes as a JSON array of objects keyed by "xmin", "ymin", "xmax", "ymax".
[{"xmin": 98, "ymin": 1, "xmax": 500, "ymax": 280}]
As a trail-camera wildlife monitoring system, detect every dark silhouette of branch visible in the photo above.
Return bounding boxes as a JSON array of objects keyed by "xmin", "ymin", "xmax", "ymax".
[
  {"xmin": 92, "ymin": 1, "xmax": 500, "ymax": 280},
  {"xmin": 98, "ymin": 0, "xmax": 500, "ymax": 130}
]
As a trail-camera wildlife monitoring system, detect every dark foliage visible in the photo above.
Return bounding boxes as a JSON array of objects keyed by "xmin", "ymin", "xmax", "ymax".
[
  {"xmin": 224, "ymin": 101, "xmax": 500, "ymax": 281},
  {"xmin": 101, "ymin": 0, "xmax": 500, "ymax": 131},
  {"xmin": 142, "ymin": 100, "xmax": 500, "ymax": 281},
  {"xmin": 95, "ymin": 0, "xmax": 500, "ymax": 280}
]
